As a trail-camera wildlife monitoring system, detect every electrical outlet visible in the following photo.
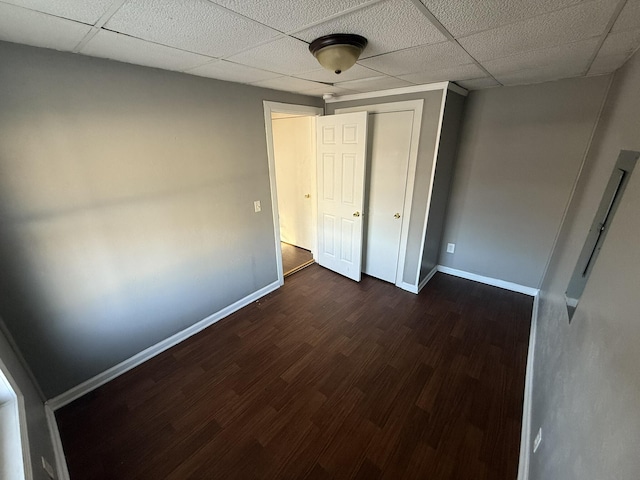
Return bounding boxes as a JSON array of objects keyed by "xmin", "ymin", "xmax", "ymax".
[
  {"xmin": 254, "ymin": 200, "xmax": 261, "ymax": 213},
  {"xmin": 42, "ymin": 456, "xmax": 55, "ymax": 479},
  {"xmin": 533, "ymin": 428, "xmax": 542, "ymax": 453},
  {"xmin": 446, "ymin": 243, "xmax": 455, "ymax": 253}
]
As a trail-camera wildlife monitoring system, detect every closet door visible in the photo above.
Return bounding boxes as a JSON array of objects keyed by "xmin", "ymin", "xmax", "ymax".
[
  {"xmin": 363, "ymin": 110, "xmax": 414, "ymax": 283},
  {"xmin": 334, "ymin": 99, "xmax": 423, "ymax": 286}
]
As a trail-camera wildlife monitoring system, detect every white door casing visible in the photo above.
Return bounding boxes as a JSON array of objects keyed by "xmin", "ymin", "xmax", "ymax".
[
  {"xmin": 336, "ymin": 100, "xmax": 424, "ymax": 287},
  {"xmin": 263, "ymin": 101, "xmax": 323, "ymax": 286},
  {"xmin": 362, "ymin": 110, "xmax": 414, "ymax": 283},
  {"xmin": 316, "ymin": 111, "xmax": 368, "ymax": 282},
  {"xmin": 0, "ymin": 356, "xmax": 32, "ymax": 480}
]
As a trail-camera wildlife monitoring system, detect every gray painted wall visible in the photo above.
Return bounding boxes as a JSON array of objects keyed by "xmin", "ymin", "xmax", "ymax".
[
  {"xmin": 529, "ymin": 50, "xmax": 640, "ymax": 479},
  {"xmin": 327, "ymin": 89, "xmax": 444, "ymax": 286},
  {"xmin": 439, "ymin": 76, "xmax": 610, "ymax": 288},
  {"xmin": 0, "ymin": 41, "xmax": 322, "ymax": 398},
  {"xmin": 0, "ymin": 317, "xmax": 56, "ymax": 480},
  {"xmin": 419, "ymin": 91, "xmax": 465, "ymax": 283}
]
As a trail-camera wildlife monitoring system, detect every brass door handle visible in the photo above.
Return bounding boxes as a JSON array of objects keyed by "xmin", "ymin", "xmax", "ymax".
[
  {"xmin": 353, "ymin": 211, "xmax": 360, "ymax": 217},
  {"xmin": 394, "ymin": 213, "xmax": 401, "ymax": 219},
  {"xmin": 304, "ymin": 194, "xmax": 311, "ymax": 198}
]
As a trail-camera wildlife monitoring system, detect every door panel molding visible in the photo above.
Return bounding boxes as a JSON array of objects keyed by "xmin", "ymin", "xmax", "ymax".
[{"xmin": 316, "ymin": 111, "xmax": 368, "ymax": 282}]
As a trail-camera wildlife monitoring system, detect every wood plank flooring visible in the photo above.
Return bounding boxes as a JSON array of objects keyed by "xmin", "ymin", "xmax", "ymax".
[
  {"xmin": 281, "ymin": 242, "xmax": 314, "ymax": 277},
  {"xmin": 56, "ymin": 265, "xmax": 532, "ymax": 480}
]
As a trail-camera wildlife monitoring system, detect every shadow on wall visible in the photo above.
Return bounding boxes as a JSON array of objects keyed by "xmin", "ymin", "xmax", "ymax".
[
  {"xmin": 0, "ymin": 39, "xmax": 324, "ymax": 401},
  {"xmin": 0, "ymin": 168, "xmax": 271, "ymax": 397}
]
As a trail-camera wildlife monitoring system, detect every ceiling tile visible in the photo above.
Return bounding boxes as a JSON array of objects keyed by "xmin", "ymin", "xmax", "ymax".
[
  {"xmin": 359, "ymin": 41, "xmax": 473, "ymax": 76},
  {"xmin": 250, "ymin": 76, "xmax": 327, "ymax": 94},
  {"xmin": 459, "ymin": 0, "xmax": 617, "ymax": 62},
  {"xmin": 455, "ymin": 77, "xmax": 501, "ymax": 90},
  {"xmin": 586, "ymin": 25, "xmax": 640, "ymax": 75},
  {"xmin": 209, "ymin": 0, "xmax": 372, "ymax": 33},
  {"xmin": 399, "ymin": 63, "xmax": 486, "ymax": 84},
  {"xmin": 588, "ymin": 52, "xmax": 631, "ymax": 74},
  {"xmin": 81, "ymin": 29, "xmax": 213, "ymax": 72},
  {"xmin": 299, "ymin": 84, "xmax": 358, "ymax": 96},
  {"xmin": 611, "ymin": 0, "xmax": 640, "ymax": 33},
  {"xmin": 597, "ymin": 29, "xmax": 640, "ymax": 58},
  {"xmin": 1, "ymin": 0, "xmax": 115, "ymax": 25},
  {"xmin": 0, "ymin": 3, "xmax": 92, "ymax": 51},
  {"xmin": 294, "ymin": 0, "xmax": 447, "ymax": 58},
  {"xmin": 334, "ymin": 75, "xmax": 413, "ymax": 92},
  {"xmin": 104, "ymin": 0, "xmax": 281, "ymax": 58},
  {"xmin": 3, "ymin": 0, "xmax": 631, "ymax": 94},
  {"xmin": 294, "ymin": 64, "xmax": 381, "ymax": 83},
  {"xmin": 186, "ymin": 60, "xmax": 282, "ymax": 83},
  {"xmin": 494, "ymin": 63, "xmax": 586, "ymax": 85},
  {"xmin": 483, "ymin": 38, "xmax": 600, "ymax": 77},
  {"xmin": 227, "ymin": 36, "xmax": 320, "ymax": 75},
  {"xmin": 421, "ymin": 0, "xmax": 583, "ymax": 37}
]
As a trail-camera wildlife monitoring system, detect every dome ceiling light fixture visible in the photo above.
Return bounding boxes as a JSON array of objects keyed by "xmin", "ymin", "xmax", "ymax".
[{"xmin": 309, "ymin": 34, "xmax": 368, "ymax": 74}]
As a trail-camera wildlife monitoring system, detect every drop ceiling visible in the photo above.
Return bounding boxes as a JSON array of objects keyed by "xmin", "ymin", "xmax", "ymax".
[{"xmin": 0, "ymin": 0, "xmax": 638, "ymax": 96}]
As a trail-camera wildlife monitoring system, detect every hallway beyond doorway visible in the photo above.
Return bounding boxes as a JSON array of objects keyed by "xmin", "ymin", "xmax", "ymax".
[{"xmin": 282, "ymin": 242, "xmax": 314, "ymax": 277}]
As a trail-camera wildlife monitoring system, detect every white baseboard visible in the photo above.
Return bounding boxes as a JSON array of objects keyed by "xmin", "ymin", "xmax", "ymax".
[
  {"xmin": 417, "ymin": 265, "xmax": 438, "ymax": 293},
  {"xmin": 436, "ymin": 266, "xmax": 540, "ymax": 297},
  {"xmin": 518, "ymin": 292, "xmax": 539, "ymax": 480},
  {"xmin": 396, "ymin": 266, "xmax": 438, "ymax": 294},
  {"xmin": 47, "ymin": 280, "xmax": 280, "ymax": 411},
  {"xmin": 45, "ymin": 405, "xmax": 70, "ymax": 480},
  {"xmin": 397, "ymin": 281, "xmax": 418, "ymax": 294}
]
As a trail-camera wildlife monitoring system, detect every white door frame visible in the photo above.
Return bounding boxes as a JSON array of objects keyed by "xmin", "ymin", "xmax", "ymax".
[
  {"xmin": 263, "ymin": 101, "xmax": 323, "ymax": 286},
  {"xmin": 335, "ymin": 99, "xmax": 424, "ymax": 289},
  {"xmin": 0, "ymin": 355, "xmax": 33, "ymax": 480}
]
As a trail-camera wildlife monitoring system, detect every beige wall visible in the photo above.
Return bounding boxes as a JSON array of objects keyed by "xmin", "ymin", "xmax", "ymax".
[
  {"xmin": 440, "ymin": 76, "xmax": 611, "ymax": 288},
  {"xmin": 0, "ymin": 41, "xmax": 322, "ymax": 398},
  {"xmin": 529, "ymin": 50, "xmax": 640, "ymax": 479},
  {"xmin": 272, "ymin": 116, "xmax": 315, "ymax": 250}
]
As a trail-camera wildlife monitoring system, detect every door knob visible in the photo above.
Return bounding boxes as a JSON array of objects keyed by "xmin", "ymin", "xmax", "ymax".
[
  {"xmin": 394, "ymin": 213, "xmax": 401, "ymax": 219},
  {"xmin": 353, "ymin": 211, "xmax": 360, "ymax": 217},
  {"xmin": 304, "ymin": 194, "xmax": 311, "ymax": 198}
]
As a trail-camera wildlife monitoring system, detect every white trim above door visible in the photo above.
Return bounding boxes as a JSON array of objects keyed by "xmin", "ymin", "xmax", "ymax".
[
  {"xmin": 336, "ymin": 99, "xmax": 424, "ymax": 289},
  {"xmin": 263, "ymin": 101, "xmax": 323, "ymax": 286}
]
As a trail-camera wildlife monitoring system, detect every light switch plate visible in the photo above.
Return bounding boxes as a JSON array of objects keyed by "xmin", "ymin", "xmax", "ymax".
[
  {"xmin": 447, "ymin": 243, "xmax": 455, "ymax": 253},
  {"xmin": 254, "ymin": 200, "xmax": 261, "ymax": 213}
]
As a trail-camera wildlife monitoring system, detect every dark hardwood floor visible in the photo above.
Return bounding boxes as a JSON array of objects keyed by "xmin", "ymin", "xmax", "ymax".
[
  {"xmin": 281, "ymin": 242, "xmax": 314, "ymax": 276},
  {"xmin": 56, "ymin": 265, "xmax": 532, "ymax": 480}
]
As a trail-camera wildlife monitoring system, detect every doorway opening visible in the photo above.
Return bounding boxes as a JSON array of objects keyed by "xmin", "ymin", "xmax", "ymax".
[
  {"xmin": 264, "ymin": 102, "xmax": 323, "ymax": 285},
  {"xmin": 264, "ymin": 100, "xmax": 424, "ymax": 290},
  {"xmin": 0, "ymin": 356, "xmax": 31, "ymax": 479},
  {"xmin": 281, "ymin": 242, "xmax": 314, "ymax": 277}
]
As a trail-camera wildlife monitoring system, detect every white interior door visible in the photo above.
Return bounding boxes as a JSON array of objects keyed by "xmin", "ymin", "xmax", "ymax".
[
  {"xmin": 272, "ymin": 115, "xmax": 315, "ymax": 251},
  {"xmin": 363, "ymin": 110, "xmax": 414, "ymax": 283},
  {"xmin": 316, "ymin": 111, "xmax": 368, "ymax": 281}
]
